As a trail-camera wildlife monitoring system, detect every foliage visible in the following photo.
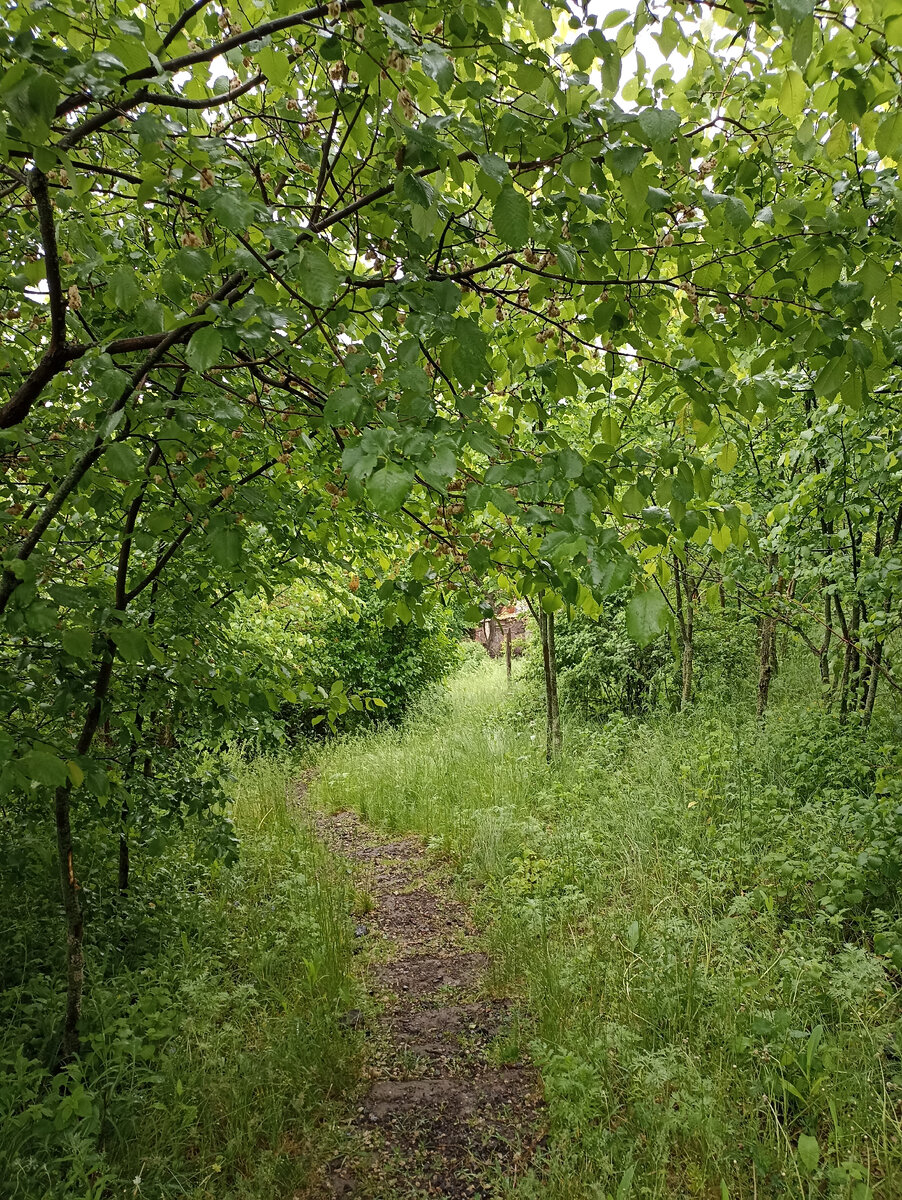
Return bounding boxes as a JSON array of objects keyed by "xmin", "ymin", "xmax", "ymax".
[
  {"xmin": 0, "ymin": 757, "xmax": 360, "ymax": 1199},
  {"xmin": 283, "ymin": 581, "xmax": 465, "ymax": 730},
  {"xmin": 528, "ymin": 600, "xmax": 673, "ymax": 721}
]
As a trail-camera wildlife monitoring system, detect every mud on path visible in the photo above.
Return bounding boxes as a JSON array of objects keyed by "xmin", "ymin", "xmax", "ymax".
[{"xmin": 310, "ymin": 808, "xmax": 543, "ymax": 1199}]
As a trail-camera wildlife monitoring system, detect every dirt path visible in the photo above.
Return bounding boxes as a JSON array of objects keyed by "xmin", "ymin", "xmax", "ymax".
[{"xmin": 311, "ymin": 808, "xmax": 543, "ymax": 1199}]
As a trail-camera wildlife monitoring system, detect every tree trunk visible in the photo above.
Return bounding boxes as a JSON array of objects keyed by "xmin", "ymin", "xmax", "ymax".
[
  {"xmin": 56, "ymin": 649, "xmax": 115, "ymax": 1063},
  {"xmin": 548, "ymin": 611, "xmax": 561, "ymax": 756},
  {"xmin": 849, "ymin": 600, "xmax": 862, "ymax": 710},
  {"xmin": 505, "ymin": 624, "xmax": 512, "ymax": 682},
  {"xmin": 818, "ymin": 593, "xmax": 832, "ymax": 687},
  {"xmin": 835, "ymin": 593, "xmax": 852, "ymax": 722},
  {"xmin": 539, "ymin": 608, "xmax": 561, "ymax": 761},
  {"xmin": 118, "ymin": 795, "xmax": 130, "ymax": 895},
  {"xmin": 756, "ymin": 615, "xmax": 776, "ymax": 719},
  {"xmin": 672, "ymin": 555, "xmax": 694, "ymax": 710},
  {"xmin": 863, "ymin": 640, "xmax": 883, "ymax": 725},
  {"xmin": 55, "ymin": 780, "xmax": 84, "ymax": 1063}
]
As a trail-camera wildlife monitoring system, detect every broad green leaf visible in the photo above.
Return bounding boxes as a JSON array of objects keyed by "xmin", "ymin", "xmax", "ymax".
[
  {"xmin": 19, "ymin": 750, "xmax": 68, "ymax": 788},
  {"xmin": 324, "ymin": 387, "xmax": 361, "ymax": 424},
  {"xmin": 105, "ymin": 443, "xmax": 143, "ymax": 480},
  {"xmin": 797, "ymin": 1135, "xmax": 819, "ymax": 1172},
  {"xmin": 368, "ymin": 464, "xmax": 413, "ymax": 513},
  {"xmin": 210, "ymin": 187, "xmax": 255, "ymax": 231},
  {"xmin": 626, "ymin": 589, "xmax": 670, "ymax": 646},
  {"xmin": 492, "ymin": 185, "xmax": 531, "ymax": 248},
  {"xmin": 876, "ymin": 113, "xmax": 902, "ymax": 160},
  {"xmin": 299, "ymin": 246, "xmax": 339, "ymax": 307},
  {"xmin": 421, "ymin": 48, "xmax": 453, "ymax": 91},
  {"xmin": 570, "ymin": 36, "xmax": 595, "ymax": 71},
  {"xmin": 62, "ymin": 628, "xmax": 93, "ymax": 659},
  {"xmin": 638, "ymin": 107, "xmax": 680, "ymax": 144},
  {"xmin": 780, "ymin": 70, "xmax": 806, "ymax": 119},
  {"xmin": 108, "ymin": 265, "xmax": 141, "ymax": 311},
  {"xmin": 185, "ymin": 325, "xmax": 223, "ymax": 373},
  {"xmin": 209, "ymin": 527, "xmax": 242, "ymax": 568}
]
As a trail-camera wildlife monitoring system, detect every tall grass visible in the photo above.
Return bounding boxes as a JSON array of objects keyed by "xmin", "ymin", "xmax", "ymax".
[{"xmin": 312, "ymin": 655, "xmax": 902, "ymax": 1199}]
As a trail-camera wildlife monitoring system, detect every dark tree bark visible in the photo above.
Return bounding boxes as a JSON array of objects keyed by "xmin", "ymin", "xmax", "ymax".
[
  {"xmin": 538, "ymin": 608, "xmax": 561, "ymax": 761},
  {"xmin": 56, "ymin": 649, "xmax": 115, "ymax": 1063},
  {"xmin": 505, "ymin": 624, "xmax": 512, "ymax": 682},
  {"xmin": 756, "ymin": 614, "xmax": 776, "ymax": 719},
  {"xmin": 834, "ymin": 593, "xmax": 853, "ymax": 722},
  {"xmin": 819, "ymin": 593, "xmax": 832, "ymax": 687},
  {"xmin": 672, "ymin": 555, "xmax": 694, "ymax": 710}
]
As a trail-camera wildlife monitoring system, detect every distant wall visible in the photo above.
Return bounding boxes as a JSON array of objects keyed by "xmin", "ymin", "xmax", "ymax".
[{"xmin": 466, "ymin": 608, "xmax": 529, "ymax": 658}]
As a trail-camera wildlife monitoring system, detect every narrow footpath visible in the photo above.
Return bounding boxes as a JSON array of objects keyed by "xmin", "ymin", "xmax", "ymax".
[{"xmin": 312, "ymin": 807, "xmax": 543, "ymax": 1199}]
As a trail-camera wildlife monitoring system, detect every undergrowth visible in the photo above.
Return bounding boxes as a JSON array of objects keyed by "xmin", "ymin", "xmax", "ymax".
[
  {"xmin": 312, "ymin": 655, "xmax": 902, "ymax": 1199},
  {"xmin": 0, "ymin": 757, "xmax": 359, "ymax": 1199}
]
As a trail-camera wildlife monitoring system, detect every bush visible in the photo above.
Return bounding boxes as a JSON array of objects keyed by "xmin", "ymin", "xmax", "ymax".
[
  {"xmin": 280, "ymin": 583, "xmax": 465, "ymax": 733},
  {"xmin": 533, "ymin": 601, "xmax": 672, "ymax": 722}
]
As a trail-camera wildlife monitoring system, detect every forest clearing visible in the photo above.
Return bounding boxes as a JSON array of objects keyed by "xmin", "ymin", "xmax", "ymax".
[{"xmin": 4, "ymin": 0, "xmax": 902, "ymax": 1194}]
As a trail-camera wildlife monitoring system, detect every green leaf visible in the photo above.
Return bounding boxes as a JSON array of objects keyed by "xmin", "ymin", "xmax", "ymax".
[
  {"xmin": 401, "ymin": 171, "xmax": 435, "ymax": 208},
  {"xmin": 723, "ymin": 196, "xmax": 752, "ymax": 230},
  {"xmin": 814, "ymin": 355, "xmax": 847, "ymax": 399},
  {"xmin": 451, "ymin": 319, "xmax": 488, "ymax": 387},
  {"xmin": 780, "ymin": 70, "xmax": 806, "ymax": 119},
  {"xmin": 637, "ymin": 107, "xmax": 680, "ymax": 144},
  {"xmin": 299, "ymin": 246, "xmax": 339, "ymax": 307},
  {"xmin": 421, "ymin": 48, "xmax": 453, "ymax": 92},
  {"xmin": 186, "ymin": 325, "xmax": 222, "ymax": 373},
  {"xmin": 368, "ymin": 464, "xmax": 413, "ymax": 513},
  {"xmin": 209, "ymin": 526, "xmax": 242, "ymax": 567},
  {"xmin": 20, "ymin": 750, "xmax": 69, "ymax": 787},
  {"xmin": 876, "ymin": 113, "xmax": 902, "ymax": 160},
  {"xmin": 108, "ymin": 265, "xmax": 141, "ymax": 311},
  {"xmin": 110, "ymin": 627, "xmax": 147, "ymax": 662},
  {"xmin": 524, "ymin": 0, "xmax": 555, "ymax": 39},
  {"xmin": 175, "ymin": 248, "xmax": 212, "ymax": 280},
  {"xmin": 478, "ymin": 153, "xmax": 509, "ymax": 183},
  {"xmin": 62, "ymin": 628, "xmax": 93, "ymax": 659},
  {"xmin": 625, "ymin": 588, "xmax": 670, "ymax": 646},
  {"xmin": 105, "ymin": 443, "xmax": 143, "ymax": 480},
  {"xmin": 797, "ymin": 1134, "xmax": 819, "ymax": 1172},
  {"xmin": 775, "ymin": 0, "xmax": 815, "ymax": 28},
  {"xmin": 324, "ymin": 387, "xmax": 361, "ymax": 424},
  {"xmin": 492, "ymin": 185, "xmax": 531, "ymax": 248},
  {"xmin": 570, "ymin": 36, "xmax": 595, "ymax": 71},
  {"xmin": 586, "ymin": 222, "xmax": 613, "ymax": 258},
  {"xmin": 609, "ymin": 144, "xmax": 644, "ymax": 175},
  {"xmin": 210, "ymin": 187, "xmax": 255, "ymax": 231}
]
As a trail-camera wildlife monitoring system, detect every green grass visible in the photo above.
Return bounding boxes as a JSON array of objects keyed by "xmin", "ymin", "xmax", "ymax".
[
  {"xmin": 0, "ymin": 755, "xmax": 361, "ymax": 1199},
  {"xmin": 312, "ymin": 655, "xmax": 902, "ymax": 1199}
]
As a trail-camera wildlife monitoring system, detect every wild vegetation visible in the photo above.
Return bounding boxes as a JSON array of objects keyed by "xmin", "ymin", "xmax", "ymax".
[{"xmin": 4, "ymin": 0, "xmax": 902, "ymax": 1193}]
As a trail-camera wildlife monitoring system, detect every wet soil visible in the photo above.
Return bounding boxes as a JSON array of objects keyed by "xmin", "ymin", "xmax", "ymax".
[{"xmin": 310, "ymin": 808, "xmax": 543, "ymax": 1199}]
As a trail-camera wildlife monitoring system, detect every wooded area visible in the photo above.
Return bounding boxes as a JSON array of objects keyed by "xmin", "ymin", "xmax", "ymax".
[{"xmin": 3, "ymin": 0, "xmax": 902, "ymax": 1194}]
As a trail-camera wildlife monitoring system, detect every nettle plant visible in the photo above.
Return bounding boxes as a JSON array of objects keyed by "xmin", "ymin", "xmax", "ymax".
[{"xmin": 2, "ymin": 0, "xmax": 902, "ymax": 1054}]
